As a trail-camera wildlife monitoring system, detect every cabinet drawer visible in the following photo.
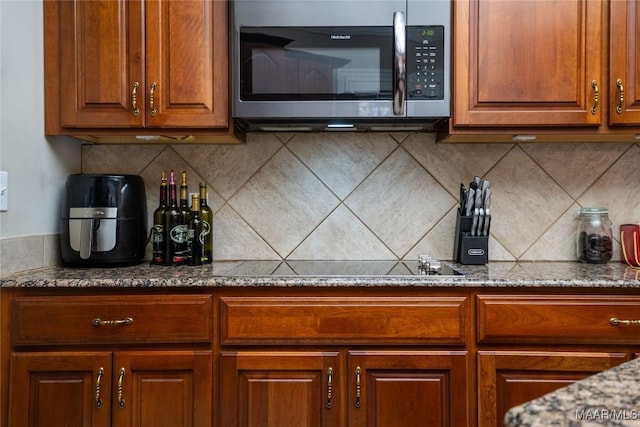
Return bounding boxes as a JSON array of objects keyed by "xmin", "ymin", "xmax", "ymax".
[
  {"xmin": 221, "ymin": 296, "xmax": 467, "ymax": 345},
  {"xmin": 12, "ymin": 295, "xmax": 213, "ymax": 346},
  {"xmin": 477, "ymin": 295, "xmax": 640, "ymax": 344}
]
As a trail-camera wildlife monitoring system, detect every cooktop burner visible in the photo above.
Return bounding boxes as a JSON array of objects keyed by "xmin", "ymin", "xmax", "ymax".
[{"xmin": 212, "ymin": 258, "xmax": 464, "ymax": 277}]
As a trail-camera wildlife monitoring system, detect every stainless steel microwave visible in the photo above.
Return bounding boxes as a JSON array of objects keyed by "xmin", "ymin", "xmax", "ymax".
[{"xmin": 231, "ymin": 0, "xmax": 451, "ymax": 132}]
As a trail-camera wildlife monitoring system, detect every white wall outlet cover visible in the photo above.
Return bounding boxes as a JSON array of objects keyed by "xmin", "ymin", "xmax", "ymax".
[{"xmin": 0, "ymin": 171, "xmax": 8, "ymax": 212}]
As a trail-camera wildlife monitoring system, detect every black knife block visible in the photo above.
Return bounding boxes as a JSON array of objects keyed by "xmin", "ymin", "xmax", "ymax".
[{"xmin": 453, "ymin": 209, "xmax": 488, "ymax": 265}]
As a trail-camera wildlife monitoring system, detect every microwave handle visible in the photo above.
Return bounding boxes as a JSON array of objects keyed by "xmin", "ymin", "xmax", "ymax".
[{"xmin": 393, "ymin": 11, "xmax": 406, "ymax": 116}]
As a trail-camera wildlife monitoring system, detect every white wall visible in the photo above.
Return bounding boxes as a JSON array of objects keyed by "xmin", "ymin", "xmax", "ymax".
[{"xmin": 0, "ymin": 0, "xmax": 82, "ymax": 240}]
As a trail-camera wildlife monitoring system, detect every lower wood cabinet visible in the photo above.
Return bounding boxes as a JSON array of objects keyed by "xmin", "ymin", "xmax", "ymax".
[
  {"xmin": 220, "ymin": 350, "xmax": 469, "ymax": 427},
  {"xmin": 4, "ymin": 288, "xmax": 640, "ymax": 427},
  {"xmin": 2, "ymin": 291, "xmax": 214, "ymax": 427},
  {"xmin": 477, "ymin": 350, "xmax": 628, "ymax": 427},
  {"xmin": 347, "ymin": 350, "xmax": 469, "ymax": 427},
  {"xmin": 9, "ymin": 350, "xmax": 213, "ymax": 427},
  {"xmin": 476, "ymin": 294, "xmax": 640, "ymax": 426}
]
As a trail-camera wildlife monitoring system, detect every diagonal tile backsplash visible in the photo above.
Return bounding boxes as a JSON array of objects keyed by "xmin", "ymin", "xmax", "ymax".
[{"xmin": 81, "ymin": 133, "xmax": 640, "ymax": 263}]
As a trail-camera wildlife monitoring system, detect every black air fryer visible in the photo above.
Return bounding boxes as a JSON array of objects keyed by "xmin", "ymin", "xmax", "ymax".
[{"xmin": 60, "ymin": 174, "xmax": 147, "ymax": 267}]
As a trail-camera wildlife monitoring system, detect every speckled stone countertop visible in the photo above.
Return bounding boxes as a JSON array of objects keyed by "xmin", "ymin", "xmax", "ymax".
[
  {"xmin": 2, "ymin": 260, "xmax": 640, "ymax": 288},
  {"xmin": 505, "ymin": 357, "xmax": 640, "ymax": 427}
]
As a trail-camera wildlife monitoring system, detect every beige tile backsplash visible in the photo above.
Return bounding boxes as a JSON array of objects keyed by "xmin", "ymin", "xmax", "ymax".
[
  {"xmin": 4, "ymin": 132, "xmax": 638, "ymax": 276},
  {"xmin": 78, "ymin": 133, "xmax": 639, "ymax": 263}
]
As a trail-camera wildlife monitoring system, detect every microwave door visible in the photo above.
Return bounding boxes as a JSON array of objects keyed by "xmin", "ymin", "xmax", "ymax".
[{"xmin": 237, "ymin": 26, "xmax": 398, "ymax": 119}]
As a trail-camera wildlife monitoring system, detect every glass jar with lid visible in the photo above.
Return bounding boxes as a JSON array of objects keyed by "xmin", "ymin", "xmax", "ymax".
[{"xmin": 576, "ymin": 207, "xmax": 613, "ymax": 263}]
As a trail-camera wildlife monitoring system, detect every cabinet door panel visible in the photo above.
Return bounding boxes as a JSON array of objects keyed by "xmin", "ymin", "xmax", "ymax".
[
  {"xmin": 610, "ymin": 0, "xmax": 640, "ymax": 125},
  {"xmin": 348, "ymin": 351, "xmax": 469, "ymax": 427},
  {"xmin": 59, "ymin": 0, "xmax": 143, "ymax": 128},
  {"xmin": 112, "ymin": 351, "xmax": 213, "ymax": 427},
  {"xmin": 454, "ymin": 0, "xmax": 602, "ymax": 126},
  {"xmin": 221, "ymin": 351, "xmax": 341, "ymax": 427},
  {"xmin": 8, "ymin": 352, "xmax": 112, "ymax": 427},
  {"xmin": 145, "ymin": 0, "xmax": 228, "ymax": 128},
  {"xmin": 477, "ymin": 351, "xmax": 627, "ymax": 427}
]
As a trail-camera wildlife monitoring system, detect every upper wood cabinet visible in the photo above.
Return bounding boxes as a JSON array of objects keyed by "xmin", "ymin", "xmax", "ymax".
[
  {"xmin": 44, "ymin": 0, "xmax": 243, "ymax": 143},
  {"xmin": 445, "ymin": 0, "xmax": 640, "ymax": 142},
  {"xmin": 609, "ymin": 0, "xmax": 640, "ymax": 125}
]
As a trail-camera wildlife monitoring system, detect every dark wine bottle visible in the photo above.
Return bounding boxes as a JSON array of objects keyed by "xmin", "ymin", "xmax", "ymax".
[
  {"xmin": 188, "ymin": 194, "xmax": 204, "ymax": 266},
  {"xmin": 179, "ymin": 171, "xmax": 191, "ymax": 223},
  {"xmin": 163, "ymin": 170, "xmax": 185, "ymax": 265},
  {"xmin": 199, "ymin": 182, "xmax": 213, "ymax": 263},
  {"xmin": 173, "ymin": 171, "xmax": 191, "ymax": 264},
  {"xmin": 151, "ymin": 170, "xmax": 167, "ymax": 265}
]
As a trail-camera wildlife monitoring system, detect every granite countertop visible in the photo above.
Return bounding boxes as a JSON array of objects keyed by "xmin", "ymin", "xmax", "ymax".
[
  {"xmin": 2, "ymin": 260, "xmax": 640, "ymax": 288},
  {"xmin": 504, "ymin": 357, "xmax": 640, "ymax": 427}
]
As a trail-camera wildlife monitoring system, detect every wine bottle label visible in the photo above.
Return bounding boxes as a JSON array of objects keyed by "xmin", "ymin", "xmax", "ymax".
[
  {"xmin": 199, "ymin": 221, "xmax": 211, "ymax": 244},
  {"xmin": 170, "ymin": 224, "xmax": 189, "ymax": 243},
  {"xmin": 153, "ymin": 225, "xmax": 164, "ymax": 243}
]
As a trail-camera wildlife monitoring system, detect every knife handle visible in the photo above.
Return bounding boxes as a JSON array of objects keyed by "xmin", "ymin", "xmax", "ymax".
[
  {"xmin": 477, "ymin": 208, "xmax": 484, "ymax": 235},
  {"xmin": 474, "ymin": 188, "xmax": 483, "ymax": 210},
  {"xmin": 465, "ymin": 189, "xmax": 475, "ymax": 216},
  {"xmin": 471, "ymin": 208, "xmax": 479, "ymax": 236},
  {"xmin": 482, "ymin": 209, "xmax": 491, "ymax": 236}
]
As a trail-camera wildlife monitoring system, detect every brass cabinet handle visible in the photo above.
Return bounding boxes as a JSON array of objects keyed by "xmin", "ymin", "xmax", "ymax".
[
  {"xmin": 95, "ymin": 367, "xmax": 104, "ymax": 408},
  {"xmin": 92, "ymin": 317, "xmax": 133, "ymax": 327},
  {"xmin": 149, "ymin": 82, "xmax": 157, "ymax": 117},
  {"xmin": 591, "ymin": 80, "xmax": 599, "ymax": 115},
  {"xmin": 610, "ymin": 317, "xmax": 640, "ymax": 326},
  {"xmin": 616, "ymin": 79, "xmax": 624, "ymax": 114},
  {"xmin": 117, "ymin": 367, "xmax": 126, "ymax": 409},
  {"xmin": 354, "ymin": 366, "xmax": 361, "ymax": 408},
  {"xmin": 131, "ymin": 82, "xmax": 140, "ymax": 117},
  {"xmin": 326, "ymin": 367, "xmax": 333, "ymax": 409}
]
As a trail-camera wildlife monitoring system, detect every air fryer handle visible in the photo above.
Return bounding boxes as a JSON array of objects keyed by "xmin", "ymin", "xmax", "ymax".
[{"xmin": 79, "ymin": 219, "xmax": 94, "ymax": 259}]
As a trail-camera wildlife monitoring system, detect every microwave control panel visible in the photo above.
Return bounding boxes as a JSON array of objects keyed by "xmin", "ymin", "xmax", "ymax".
[{"xmin": 407, "ymin": 26, "xmax": 445, "ymax": 100}]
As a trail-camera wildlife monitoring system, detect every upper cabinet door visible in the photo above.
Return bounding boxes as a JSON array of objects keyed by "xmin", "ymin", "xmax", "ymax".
[
  {"xmin": 453, "ymin": 0, "xmax": 603, "ymax": 127},
  {"xmin": 59, "ymin": 0, "xmax": 144, "ymax": 128},
  {"xmin": 145, "ymin": 0, "xmax": 228, "ymax": 128},
  {"xmin": 609, "ymin": 0, "xmax": 640, "ymax": 126},
  {"xmin": 57, "ymin": 0, "xmax": 228, "ymax": 129}
]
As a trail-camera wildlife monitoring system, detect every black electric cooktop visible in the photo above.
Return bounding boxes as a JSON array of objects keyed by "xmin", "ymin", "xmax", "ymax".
[{"xmin": 211, "ymin": 259, "xmax": 465, "ymax": 277}]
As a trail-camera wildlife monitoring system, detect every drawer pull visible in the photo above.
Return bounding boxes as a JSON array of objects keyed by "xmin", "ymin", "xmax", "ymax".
[
  {"xmin": 354, "ymin": 366, "xmax": 362, "ymax": 408},
  {"xmin": 610, "ymin": 317, "xmax": 640, "ymax": 326},
  {"xmin": 95, "ymin": 367, "xmax": 104, "ymax": 408},
  {"xmin": 326, "ymin": 367, "xmax": 333, "ymax": 409},
  {"xmin": 92, "ymin": 317, "xmax": 133, "ymax": 327},
  {"xmin": 117, "ymin": 367, "xmax": 126, "ymax": 409}
]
